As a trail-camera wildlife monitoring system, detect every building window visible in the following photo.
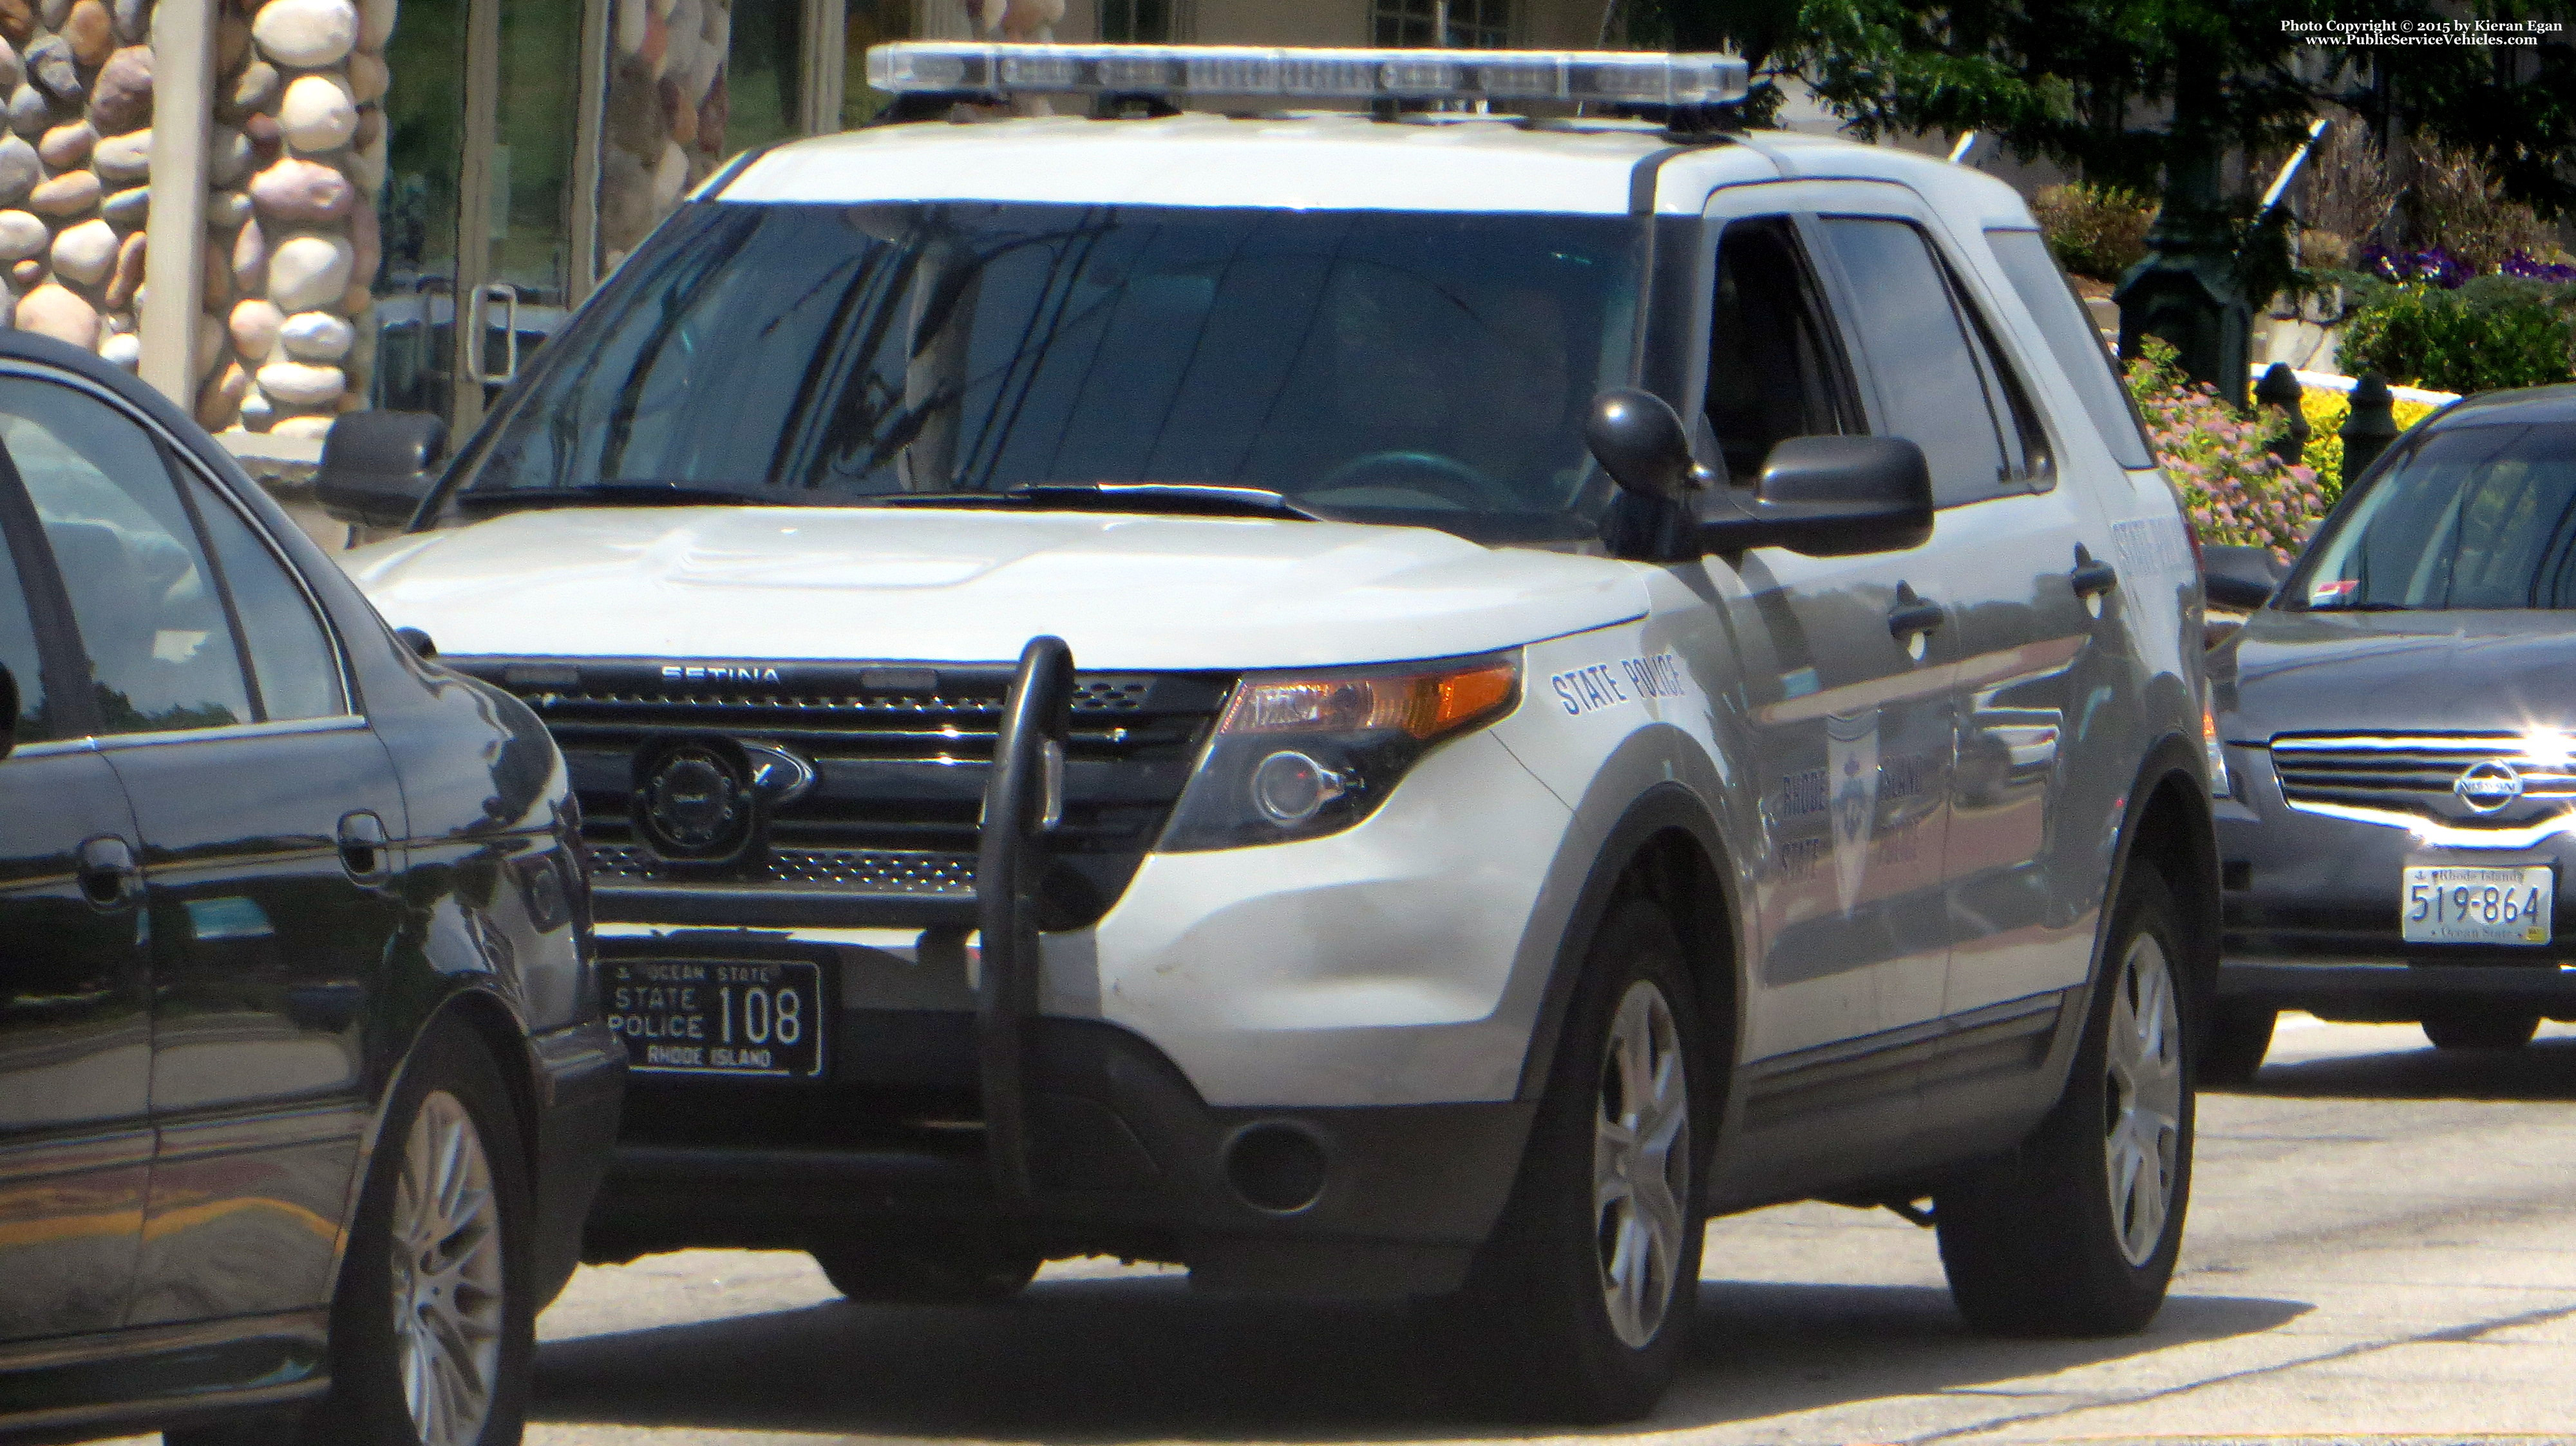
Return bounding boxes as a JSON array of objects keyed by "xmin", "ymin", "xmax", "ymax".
[
  {"xmin": 1369, "ymin": 0, "xmax": 1513, "ymax": 48},
  {"xmin": 1099, "ymin": 0, "xmax": 1192, "ymax": 42}
]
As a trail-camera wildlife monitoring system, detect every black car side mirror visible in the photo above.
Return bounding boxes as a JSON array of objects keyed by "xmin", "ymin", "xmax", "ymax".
[
  {"xmin": 316, "ymin": 411, "xmax": 449, "ymax": 531},
  {"xmin": 1586, "ymin": 390, "xmax": 1715, "ymax": 500},
  {"xmin": 0, "ymin": 662, "xmax": 15, "ymax": 761},
  {"xmin": 1699, "ymin": 435, "xmax": 1935, "ymax": 558},
  {"xmin": 2203, "ymin": 544, "xmax": 2283, "ymax": 611}
]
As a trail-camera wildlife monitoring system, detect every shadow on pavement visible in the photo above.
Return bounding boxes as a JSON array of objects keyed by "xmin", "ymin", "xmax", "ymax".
[
  {"xmin": 531, "ymin": 1273, "xmax": 2305, "ymax": 1440},
  {"xmin": 2228, "ymin": 1032, "xmax": 2576, "ymax": 1102}
]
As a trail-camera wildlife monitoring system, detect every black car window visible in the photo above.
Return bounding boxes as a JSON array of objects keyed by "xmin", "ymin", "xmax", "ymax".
[
  {"xmin": 184, "ymin": 474, "xmax": 345, "ymax": 721},
  {"xmin": 0, "ymin": 529, "xmax": 50, "ymax": 743},
  {"xmin": 0, "ymin": 379, "xmax": 253, "ymax": 734},
  {"xmin": 1955, "ymin": 287, "xmax": 2054, "ymax": 488},
  {"xmin": 1985, "ymin": 227, "xmax": 2155, "ymax": 469},
  {"xmin": 1706, "ymin": 217, "xmax": 1854, "ymax": 484},
  {"xmin": 2291, "ymin": 422, "xmax": 2576, "ymax": 610},
  {"xmin": 1818, "ymin": 217, "xmax": 2013, "ymax": 507}
]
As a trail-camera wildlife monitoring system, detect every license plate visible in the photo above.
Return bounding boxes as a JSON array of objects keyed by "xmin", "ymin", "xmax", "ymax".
[
  {"xmin": 605, "ymin": 958, "xmax": 827, "ymax": 1078},
  {"xmin": 2401, "ymin": 866, "xmax": 2554, "ymax": 946}
]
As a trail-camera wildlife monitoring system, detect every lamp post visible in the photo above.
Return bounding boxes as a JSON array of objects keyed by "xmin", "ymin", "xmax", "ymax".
[{"xmin": 2115, "ymin": 44, "xmax": 2251, "ymax": 408}]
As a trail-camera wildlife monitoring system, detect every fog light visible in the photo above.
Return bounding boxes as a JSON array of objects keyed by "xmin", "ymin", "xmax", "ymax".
[
  {"xmin": 1224, "ymin": 1122, "xmax": 1327, "ymax": 1214},
  {"xmin": 1249, "ymin": 750, "xmax": 1348, "ymax": 825}
]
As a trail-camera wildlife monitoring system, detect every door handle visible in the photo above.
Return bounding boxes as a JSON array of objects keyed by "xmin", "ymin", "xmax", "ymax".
[
  {"xmin": 470, "ymin": 283, "xmax": 522, "ymax": 386},
  {"xmin": 2071, "ymin": 547, "xmax": 2120, "ymax": 605},
  {"xmin": 337, "ymin": 811, "xmax": 391, "ymax": 883},
  {"xmin": 76, "ymin": 834, "xmax": 139, "ymax": 910},
  {"xmin": 1887, "ymin": 583, "xmax": 1946, "ymax": 652}
]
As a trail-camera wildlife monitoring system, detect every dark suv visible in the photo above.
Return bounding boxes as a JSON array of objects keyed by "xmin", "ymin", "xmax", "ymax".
[
  {"xmin": 0, "ymin": 333, "xmax": 620, "ymax": 1446},
  {"xmin": 2211, "ymin": 384, "xmax": 2576, "ymax": 1076}
]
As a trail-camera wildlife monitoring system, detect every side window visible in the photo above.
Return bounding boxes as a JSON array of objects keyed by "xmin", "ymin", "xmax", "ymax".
[
  {"xmin": 0, "ymin": 529, "xmax": 52, "ymax": 743},
  {"xmin": 1958, "ymin": 294, "xmax": 2055, "ymax": 487},
  {"xmin": 1818, "ymin": 217, "xmax": 2012, "ymax": 506},
  {"xmin": 0, "ymin": 379, "xmax": 252, "ymax": 735},
  {"xmin": 1986, "ymin": 228, "xmax": 2156, "ymax": 470},
  {"xmin": 185, "ymin": 480, "xmax": 346, "ymax": 721},
  {"xmin": 1706, "ymin": 218, "xmax": 1853, "ymax": 484}
]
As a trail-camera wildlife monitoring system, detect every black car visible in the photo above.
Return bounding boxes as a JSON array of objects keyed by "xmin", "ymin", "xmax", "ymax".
[
  {"xmin": 2210, "ymin": 383, "xmax": 2576, "ymax": 1078},
  {"xmin": 0, "ymin": 333, "xmax": 620, "ymax": 1446}
]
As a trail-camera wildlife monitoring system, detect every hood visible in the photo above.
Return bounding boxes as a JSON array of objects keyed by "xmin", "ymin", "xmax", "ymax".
[
  {"xmin": 340, "ymin": 506, "xmax": 1645, "ymax": 670},
  {"xmin": 2215, "ymin": 608, "xmax": 2576, "ymax": 742}
]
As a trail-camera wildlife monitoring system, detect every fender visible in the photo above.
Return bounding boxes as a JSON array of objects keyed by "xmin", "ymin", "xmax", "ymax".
[{"xmin": 1508, "ymin": 727, "xmax": 1745, "ymax": 1104}]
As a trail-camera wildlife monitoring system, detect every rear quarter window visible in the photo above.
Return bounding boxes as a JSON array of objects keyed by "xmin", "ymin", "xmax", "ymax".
[{"xmin": 1985, "ymin": 228, "xmax": 2155, "ymax": 470}]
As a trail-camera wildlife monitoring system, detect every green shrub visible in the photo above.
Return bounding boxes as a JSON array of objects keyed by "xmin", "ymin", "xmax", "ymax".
[
  {"xmin": 2336, "ymin": 282, "xmax": 2576, "ymax": 394},
  {"xmin": 2031, "ymin": 183, "xmax": 2156, "ymax": 283},
  {"xmin": 2125, "ymin": 337, "xmax": 2329, "ymax": 562}
]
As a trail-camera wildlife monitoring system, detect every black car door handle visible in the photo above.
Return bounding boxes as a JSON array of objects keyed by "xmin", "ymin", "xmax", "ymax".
[
  {"xmin": 1888, "ymin": 587, "xmax": 1946, "ymax": 643},
  {"xmin": 2071, "ymin": 549, "xmax": 2120, "ymax": 599},
  {"xmin": 77, "ymin": 835, "xmax": 139, "ymax": 910},
  {"xmin": 338, "ymin": 811, "xmax": 391, "ymax": 883}
]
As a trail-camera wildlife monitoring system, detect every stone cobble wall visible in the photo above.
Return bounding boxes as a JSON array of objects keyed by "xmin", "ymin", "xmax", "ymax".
[
  {"xmin": 198, "ymin": 0, "xmax": 389, "ymax": 438},
  {"xmin": 598, "ymin": 0, "xmax": 732, "ymax": 273},
  {"xmin": 0, "ymin": 0, "xmax": 160, "ymax": 373}
]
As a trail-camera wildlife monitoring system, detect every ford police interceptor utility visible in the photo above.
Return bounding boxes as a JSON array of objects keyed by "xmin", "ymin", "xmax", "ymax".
[{"xmin": 319, "ymin": 42, "xmax": 2219, "ymax": 1420}]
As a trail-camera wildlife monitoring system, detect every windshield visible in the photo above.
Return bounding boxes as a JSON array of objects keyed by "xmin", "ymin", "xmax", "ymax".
[
  {"xmin": 453, "ymin": 201, "xmax": 1642, "ymax": 542},
  {"xmin": 2290, "ymin": 420, "xmax": 2576, "ymax": 611}
]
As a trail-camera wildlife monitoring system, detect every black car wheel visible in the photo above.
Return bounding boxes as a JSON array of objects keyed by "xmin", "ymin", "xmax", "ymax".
[
  {"xmin": 812, "ymin": 1239, "xmax": 1042, "ymax": 1304},
  {"xmin": 1937, "ymin": 867, "xmax": 2193, "ymax": 1337},
  {"xmin": 1463, "ymin": 897, "xmax": 1705, "ymax": 1423},
  {"xmin": 2202, "ymin": 1002, "xmax": 2275, "ymax": 1086},
  {"xmin": 311, "ymin": 1022, "xmax": 536, "ymax": 1446},
  {"xmin": 2420, "ymin": 1006, "xmax": 2541, "ymax": 1051}
]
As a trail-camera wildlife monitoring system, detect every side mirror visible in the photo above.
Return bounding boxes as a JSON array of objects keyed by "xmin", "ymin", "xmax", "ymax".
[
  {"xmin": 1699, "ymin": 435, "xmax": 1934, "ymax": 558},
  {"xmin": 2203, "ymin": 544, "xmax": 2283, "ymax": 612},
  {"xmin": 0, "ymin": 662, "xmax": 15, "ymax": 761},
  {"xmin": 1586, "ymin": 390, "xmax": 1714, "ymax": 500},
  {"xmin": 316, "ymin": 411, "xmax": 448, "ymax": 531}
]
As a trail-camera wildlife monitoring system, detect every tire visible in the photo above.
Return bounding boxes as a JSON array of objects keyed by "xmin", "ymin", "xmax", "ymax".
[
  {"xmin": 2201, "ymin": 1002, "xmax": 2275, "ymax": 1086},
  {"xmin": 281, "ymin": 1021, "xmax": 537, "ymax": 1446},
  {"xmin": 1463, "ymin": 897, "xmax": 1707, "ymax": 1423},
  {"xmin": 1936, "ymin": 867, "xmax": 2193, "ymax": 1337},
  {"xmin": 2420, "ymin": 1006, "xmax": 2540, "ymax": 1051},
  {"xmin": 813, "ymin": 1239, "xmax": 1041, "ymax": 1304}
]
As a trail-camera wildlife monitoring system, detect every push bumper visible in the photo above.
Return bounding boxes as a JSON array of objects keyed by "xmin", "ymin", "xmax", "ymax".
[{"xmin": 528, "ymin": 1019, "xmax": 626, "ymax": 1304}]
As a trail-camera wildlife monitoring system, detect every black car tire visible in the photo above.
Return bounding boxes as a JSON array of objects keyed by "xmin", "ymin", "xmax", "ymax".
[
  {"xmin": 1461, "ymin": 896, "xmax": 1705, "ymax": 1423},
  {"xmin": 2201, "ymin": 1002, "xmax": 2275, "ymax": 1086},
  {"xmin": 813, "ymin": 1239, "xmax": 1042, "ymax": 1304},
  {"xmin": 2420, "ymin": 1007, "xmax": 2541, "ymax": 1051},
  {"xmin": 1936, "ymin": 867, "xmax": 2193, "ymax": 1337},
  {"xmin": 295, "ymin": 1020, "xmax": 536, "ymax": 1446}
]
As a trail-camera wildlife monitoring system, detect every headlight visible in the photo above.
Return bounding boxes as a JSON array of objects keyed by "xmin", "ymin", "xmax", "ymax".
[{"xmin": 1157, "ymin": 652, "xmax": 1521, "ymax": 851}]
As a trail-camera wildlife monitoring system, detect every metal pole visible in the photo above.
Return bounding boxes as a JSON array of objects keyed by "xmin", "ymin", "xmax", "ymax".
[
  {"xmin": 139, "ymin": 0, "xmax": 216, "ymax": 411},
  {"xmin": 1947, "ymin": 131, "xmax": 1978, "ymax": 165},
  {"xmin": 2259, "ymin": 117, "xmax": 2331, "ymax": 216}
]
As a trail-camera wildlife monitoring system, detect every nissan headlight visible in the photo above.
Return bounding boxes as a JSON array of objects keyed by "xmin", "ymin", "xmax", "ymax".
[{"xmin": 1159, "ymin": 653, "xmax": 1521, "ymax": 851}]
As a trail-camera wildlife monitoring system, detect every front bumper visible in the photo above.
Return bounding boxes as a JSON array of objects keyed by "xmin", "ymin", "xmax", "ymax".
[{"xmin": 2218, "ymin": 745, "xmax": 2576, "ymax": 1019}]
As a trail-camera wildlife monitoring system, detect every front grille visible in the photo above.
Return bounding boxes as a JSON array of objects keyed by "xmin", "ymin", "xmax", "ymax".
[
  {"xmin": 2270, "ymin": 733, "xmax": 2576, "ymax": 826},
  {"xmin": 464, "ymin": 657, "xmax": 1233, "ymax": 926}
]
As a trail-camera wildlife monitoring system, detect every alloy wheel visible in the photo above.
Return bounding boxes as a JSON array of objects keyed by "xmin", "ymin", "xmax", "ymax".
[
  {"xmin": 391, "ymin": 1089, "xmax": 507, "ymax": 1446},
  {"xmin": 1594, "ymin": 979, "xmax": 1690, "ymax": 1348},
  {"xmin": 2102, "ymin": 932, "xmax": 2183, "ymax": 1266}
]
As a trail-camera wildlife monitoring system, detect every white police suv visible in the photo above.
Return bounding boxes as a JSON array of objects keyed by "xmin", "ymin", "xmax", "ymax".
[{"xmin": 321, "ymin": 42, "xmax": 2217, "ymax": 1420}]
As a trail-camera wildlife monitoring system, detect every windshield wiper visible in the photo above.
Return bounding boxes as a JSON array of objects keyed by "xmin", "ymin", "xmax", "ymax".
[
  {"xmin": 864, "ymin": 483, "xmax": 1324, "ymax": 520},
  {"xmin": 454, "ymin": 482, "xmax": 838, "ymax": 513}
]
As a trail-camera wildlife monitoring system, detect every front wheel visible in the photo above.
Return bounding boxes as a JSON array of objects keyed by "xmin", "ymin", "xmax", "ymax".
[
  {"xmin": 2201, "ymin": 1002, "xmax": 2275, "ymax": 1086},
  {"xmin": 1464, "ymin": 897, "xmax": 1705, "ymax": 1422},
  {"xmin": 1937, "ymin": 868, "xmax": 2193, "ymax": 1337},
  {"xmin": 2420, "ymin": 1006, "xmax": 2540, "ymax": 1051},
  {"xmin": 813, "ymin": 1239, "xmax": 1041, "ymax": 1304}
]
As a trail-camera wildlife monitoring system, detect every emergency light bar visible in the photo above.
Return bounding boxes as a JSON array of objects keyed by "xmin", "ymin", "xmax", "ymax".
[{"xmin": 866, "ymin": 42, "xmax": 1750, "ymax": 109}]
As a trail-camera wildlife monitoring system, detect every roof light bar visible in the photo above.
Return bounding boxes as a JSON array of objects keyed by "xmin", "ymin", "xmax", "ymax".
[{"xmin": 866, "ymin": 42, "xmax": 1750, "ymax": 108}]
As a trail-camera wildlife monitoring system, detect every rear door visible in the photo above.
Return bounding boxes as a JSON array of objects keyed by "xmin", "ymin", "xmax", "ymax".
[
  {"xmin": 0, "ymin": 460, "xmax": 149, "ymax": 1341},
  {"xmin": 1, "ymin": 373, "xmax": 408, "ymax": 1326}
]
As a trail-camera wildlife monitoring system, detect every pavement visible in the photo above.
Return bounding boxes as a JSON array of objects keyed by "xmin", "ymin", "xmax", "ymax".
[{"xmin": 106, "ymin": 1015, "xmax": 2576, "ymax": 1445}]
